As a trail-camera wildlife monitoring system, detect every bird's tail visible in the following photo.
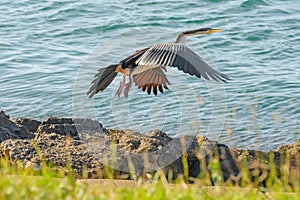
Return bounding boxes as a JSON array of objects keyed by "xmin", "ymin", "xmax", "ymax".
[{"xmin": 87, "ymin": 64, "xmax": 118, "ymax": 98}]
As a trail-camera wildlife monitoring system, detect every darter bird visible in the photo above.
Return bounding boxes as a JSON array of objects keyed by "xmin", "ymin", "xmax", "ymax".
[{"xmin": 87, "ymin": 28, "xmax": 230, "ymax": 98}]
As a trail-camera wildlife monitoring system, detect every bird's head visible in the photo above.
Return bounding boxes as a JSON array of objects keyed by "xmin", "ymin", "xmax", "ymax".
[
  {"xmin": 183, "ymin": 28, "xmax": 223, "ymax": 36},
  {"xmin": 175, "ymin": 27, "xmax": 223, "ymax": 43}
]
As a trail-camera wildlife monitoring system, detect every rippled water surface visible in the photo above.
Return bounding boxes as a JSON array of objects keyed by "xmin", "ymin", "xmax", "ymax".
[{"xmin": 1, "ymin": 0, "xmax": 299, "ymax": 150}]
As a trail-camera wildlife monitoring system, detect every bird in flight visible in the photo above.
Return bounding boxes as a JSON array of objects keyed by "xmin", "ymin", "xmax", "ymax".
[{"xmin": 87, "ymin": 28, "xmax": 230, "ymax": 98}]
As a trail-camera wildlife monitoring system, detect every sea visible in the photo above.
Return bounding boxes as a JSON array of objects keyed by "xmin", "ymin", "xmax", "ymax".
[{"xmin": 1, "ymin": 0, "xmax": 299, "ymax": 151}]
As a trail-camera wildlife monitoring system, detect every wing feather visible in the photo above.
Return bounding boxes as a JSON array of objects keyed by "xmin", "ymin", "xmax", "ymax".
[
  {"xmin": 133, "ymin": 66, "xmax": 170, "ymax": 95},
  {"xmin": 136, "ymin": 43, "xmax": 230, "ymax": 82}
]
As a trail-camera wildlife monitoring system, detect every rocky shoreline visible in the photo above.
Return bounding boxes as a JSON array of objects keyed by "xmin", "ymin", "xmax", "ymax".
[{"xmin": 0, "ymin": 111, "xmax": 299, "ymax": 186}]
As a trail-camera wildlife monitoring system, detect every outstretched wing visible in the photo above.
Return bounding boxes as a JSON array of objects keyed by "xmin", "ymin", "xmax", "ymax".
[
  {"xmin": 136, "ymin": 43, "xmax": 230, "ymax": 82},
  {"xmin": 133, "ymin": 66, "xmax": 170, "ymax": 95}
]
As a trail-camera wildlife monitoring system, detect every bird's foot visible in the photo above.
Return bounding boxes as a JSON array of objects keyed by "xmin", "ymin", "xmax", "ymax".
[
  {"xmin": 123, "ymin": 82, "xmax": 132, "ymax": 98},
  {"xmin": 115, "ymin": 81, "xmax": 125, "ymax": 98}
]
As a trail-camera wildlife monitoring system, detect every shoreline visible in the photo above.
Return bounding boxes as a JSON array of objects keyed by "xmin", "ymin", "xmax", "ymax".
[{"xmin": 1, "ymin": 110, "xmax": 299, "ymax": 185}]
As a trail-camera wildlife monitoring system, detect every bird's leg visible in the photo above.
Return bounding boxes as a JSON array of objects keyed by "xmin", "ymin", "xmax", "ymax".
[
  {"xmin": 124, "ymin": 70, "xmax": 133, "ymax": 98},
  {"xmin": 115, "ymin": 73, "xmax": 126, "ymax": 97}
]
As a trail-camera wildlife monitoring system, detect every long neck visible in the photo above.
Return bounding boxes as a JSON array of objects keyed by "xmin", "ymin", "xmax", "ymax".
[
  {"xmin": 174, "ymin": 32, "xmax": 186, "ymax": 44},
  {"xmin": 174, "ymin": 29, "xmax": 199, "ymax": 44}
]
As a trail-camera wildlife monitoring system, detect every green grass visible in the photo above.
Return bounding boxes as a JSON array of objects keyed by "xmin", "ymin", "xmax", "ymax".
[{"xmin": 1, "ymin": 153, "xmax": 299, "ymax": 200}]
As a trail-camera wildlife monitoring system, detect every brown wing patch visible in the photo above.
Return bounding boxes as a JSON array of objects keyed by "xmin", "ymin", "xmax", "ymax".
[{"xmin": 133, "ymin": 67, "xmax": 170, "ymax": 95}]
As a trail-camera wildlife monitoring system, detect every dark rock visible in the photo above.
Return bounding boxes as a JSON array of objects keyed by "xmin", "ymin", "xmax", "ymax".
[
  {"xmin": 12, "ymin": 118, "xmax": 41, "ymax": 133},
  {"xmin": 145, "ymin": 129, "xmax": 170, "ymax": 140},
  {"xmin": 36, "ymin": 123, "xmax": 78, "ymax": 137},
  {"xmin": 1, "ymin": 114, "xmax": 299, "ymax": 185},
  {"xmin": 0, "ymin": 132, "xmax": 105, "ymax": 178},
  {"xmin": 43, "ymin": 117, "xmax": 73, "ymax": 125},
  {"xmin": 36, "ymin": 117, "xmax": 104, "ymax": 138},
  {"xmin": 126, "ymin": 139, "xmax": 141, "ymax": 150},
  {"xmin": 0, "ymin": 111, "xmax": 35, "ymax": 142},
  {"xmin": 0, "ymin": 111, "xmax": 9, "ymax": 119}
]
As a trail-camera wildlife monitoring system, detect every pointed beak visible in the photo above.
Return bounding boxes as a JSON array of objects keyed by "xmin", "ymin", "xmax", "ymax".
[{"xmin": 209, "ymin": 28, "xmax": 223, "ymax": 33}]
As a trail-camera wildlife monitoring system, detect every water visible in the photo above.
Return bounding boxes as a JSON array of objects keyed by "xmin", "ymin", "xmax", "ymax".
[{"xmin": 1, "ymin": 0, "xmax": 299, "ymax": 151}]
